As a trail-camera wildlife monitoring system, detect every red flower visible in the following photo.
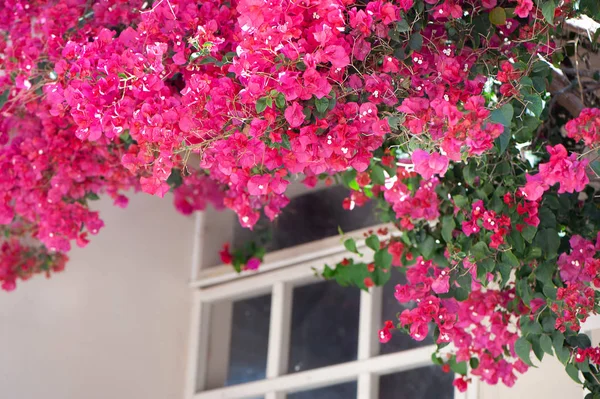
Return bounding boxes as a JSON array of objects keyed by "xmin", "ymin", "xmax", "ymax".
[{"xmin": 220, "ymin": 243, "xmax": 233, "ymax": 264}]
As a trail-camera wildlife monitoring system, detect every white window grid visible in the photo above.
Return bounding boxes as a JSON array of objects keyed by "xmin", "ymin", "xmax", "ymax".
[{"xmin": 184, "ymin": 218, "xmax": 480, "ymax": 399}]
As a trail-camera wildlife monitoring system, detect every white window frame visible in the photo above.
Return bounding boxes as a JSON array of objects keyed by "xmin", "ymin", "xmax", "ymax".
[{"xmin": 184, "ymin": 214, "xmax": 479, "ymax": 399}]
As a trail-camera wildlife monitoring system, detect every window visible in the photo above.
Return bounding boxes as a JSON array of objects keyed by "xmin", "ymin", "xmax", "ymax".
[{"xmin": 185, "ymin": 186, "xmax": 479, "ymax": 399}]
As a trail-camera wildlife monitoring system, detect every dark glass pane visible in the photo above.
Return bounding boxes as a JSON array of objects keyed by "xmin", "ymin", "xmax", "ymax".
[
  {"xmin": 288, "ymin": 280, "xmax": 360, "ymax": 373},
  {"xmin": 379, "ymin": 365, "xmax": 454, "ymax": 399},
  {"xmin": 234, "ymin": 185, "xmax": 378, "ymax": 252},
  {"xmin": 226, "ymin": 294, "xmax": 271, "ymax": 386},
  {"xmin": 288, "ymin": 381, "xmax": 357, "ymax": 399},
  {"xmin": 380, "ymin": 269, "xmax": 434, "ymax": 355}
]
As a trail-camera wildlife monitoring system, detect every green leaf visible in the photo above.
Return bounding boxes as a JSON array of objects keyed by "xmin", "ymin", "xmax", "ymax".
[
  {"xmin": 517, "ymin": 279, "xmax": 533, "ymax": 305},
  {"xmin": 370, "ymin": 164, "xmax": 386, "ymax": 186},
  {"xmin": 463, "ymin": 162, "xmax": 477, "ymax": 186},
  {"xmin": 524, "ymin": 94, "xmax": 544, "ymax": 118},
  {"xmin": 256, "ymin": 97, "xmax": 268, "ymax": 113},
  {"xmin": 449, "ymin": 356, "xmax": 468, "ymax": 375},
  {"xmin": 470, "ymin": 357, "xmax": 480, "ymax": 370},
  {"xmin": 453, "ymin": 195, "xmax": 468, "ymax": 208},
  {"xmin": 521, "ymin": 317, "xmax": 543, "ymax": 336},
  {"xmin": 535, "ymin": 262, "xmax": 555, "ymax": 284},
  {"xmin": 535, "ymin": 228, "xmax": 560, "ymax": 259},
  {"xmin": 419, "ymin": 236, "xmax": 435, "ymax": 259},
  {"xmin": 166, "ymin": 168, "xmax": 183, "ymax": 190},
  {"xmin": 540, "ymin": 0, "xmax": 556, "ymax": 25},
  {"xmin": 441, "ymin": 215, "xmax": 456, "ymax": 243},
  {"xmin": 502, "ymin": 250, "xmax": 520, "ymax": 268},
  {"xmin": 365, "ymin": 235, "xmax": 380, "ymax": 251},
  {"xmin": 543, "ymin": 283, "xmax": 557, "ymax": 300},
  {"xmin": 396, "ymin": 19, "xmax": 410, "ymax": 33},
  {"xmin": 387, "ymin": 116, "xmax": 401, "ymax": 129},
  {"xmin": 281, "ymin": 133, "xmax": 291, "ymax": 150},
  {"xmin": 565, "ymin": 363, "xmax": 581, "ymax": 384},
  {"xmin": 509, "ymin": 229, "xmax": 525, "ymax": 254},
  {"xmin": 374, "ymin": 248, "xmax": 393, "ymax": 270},
  {"xmin": 553, "ymin": 331, "xmax": 570, "ymax": 365},
  {"xmin": 85, "ymin": 192, "xmax": 100, "ymax": 201},
  {"xmin": 591, "ymin": 160, "xmax": 600, "ymax": 177},
  {"xmin": 490, "ymin": 103, "xmax": 514, "ymax": 127},
  {"xmin": 489, "ymin": 7, "xmax": 507, "ymax": 26},
  {"xmin": 344, "ymin": 238, "xmax": 361, "ymax": 255},
  {"xmin": 275, "ymin": 93, "xmax": 286, "ymax": 108},
  {"xmin": 198, "ymin": 56, "xmax": 219, "ymax": 65},
  {"xmin": 315, "ymin": 97, "xmax": 329, "ymax": 114},
  {"xmin": 408, "ymin": 32, "xmax": 423, "ymax": 51},
  {"xmin": 471, "ymin": 241, "xmax": 490, "ymax": 261},
  {"xmin": 0, "ymin": 89, "xmax": 9, "ymax": 109},
  {"xmin": 530, "ymin": 335, "xmax": 545, "ymax": 362},
  {"xmin": 498, "ymin": 263, "xmax": 512, "ymax": 286},
  {"xmin": 521, "ymin": 225, "xmax": 537, "ymax": 243},
  {"xmin": 540, "ymin": 334, "xmax": 554, "ymax": 355},
  {"xmin": 515, "ymin": 337, "xmax": 535, "ymax": 367},
  {"xmin": 566, "ymin": 334, "xmax": 592, "ymax": 349}
]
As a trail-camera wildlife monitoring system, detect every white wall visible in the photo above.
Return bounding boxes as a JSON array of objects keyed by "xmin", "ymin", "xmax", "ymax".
[
  {"xmin": 0, "ymin": 190, "xmax": 590, "ymax": 399},
  {"xmin": 480, "ymin": 356, "xmax": 582, "ymax": 399},
  {"xmin": 0, "ymin": 193, "xmax": 195, "ymax": 399}
]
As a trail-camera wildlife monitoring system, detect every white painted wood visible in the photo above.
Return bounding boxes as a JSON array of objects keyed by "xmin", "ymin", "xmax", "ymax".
[
  {"xmin": 454, "ymin": 375, "xmax": 479, "ymax": 399},
  {"xmin": 264, "ymin": 392, "xmax": 286, "ymax": 399},
  {"xmin": 357, "ymin": 373, "xmax": 378, "ymax": 399},
  {"xmin": 190, "ymin": 223, "xmax": 391, "ymax": 289},
  {"xmin": 190, "ymin": 212, "xmax": 205, "ymax": 281},
  {"xmin": 193, "ymin": 346, "xmax": 434, "ymax": 399},
  {"xmin": 266, "ymin": 282, "xmax": 293, "ymax": 378},
  {"xmin": 205, "ymin": 300, "xmax": 234, "ymax": 390},
  {"xmin": 358, "ymin": 287, "xmax": 382, "ymax": 360},
  {"xmin": 197, "ymin": 252, "xmax": 373, "ymax": 303},
  {"xmin": 185, "ymin": 292, "xmax": 210, "ymax": 398},
  {"xmin": 582, "ymin": 314, "xmax": 600, "ymax": 332}
]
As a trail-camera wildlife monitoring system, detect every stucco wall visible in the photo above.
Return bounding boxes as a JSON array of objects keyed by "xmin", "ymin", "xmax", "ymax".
[
  {"xmin": 0, "ymin": 191, "xmax": 590, "ymax": 399},
  {"xmin": 0, "ymin": 193, "xmax": 195, "ymax": 399},
  {"xmin": 480, "ymin": 356, "xmax": 582, "ymax": 399}
]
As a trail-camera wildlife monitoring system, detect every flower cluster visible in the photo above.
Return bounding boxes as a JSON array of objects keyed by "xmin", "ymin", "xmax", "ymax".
[
  {"xmin": 2, "ymin": 0, "xmax": 600, "ymax": 395},
  {"xmin": 388, "ymin": 257, "xmax": 528, "ymax": 388},
  {"xmin": 522, "ymin": 145, "xmax": 589, "ymax": 201},
  {"xmin": 565, "ymin": 108, "xmax": 600, "ymax": 146},
  {"xmin": 461, "ymin": 200, "xmax": 512, "ymax": 249}
]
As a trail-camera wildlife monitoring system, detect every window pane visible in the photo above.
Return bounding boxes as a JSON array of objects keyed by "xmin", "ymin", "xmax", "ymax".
[
  {"xmin": 227, "ymin": 294, "xmax": 271, "ymax": 385},
  {"xmin": 203, "ymin": 294, "xmax": 272, "ymax": 389},
  {"xmin": 379, "ymin": 365, "xmax": 454, "ymax": 399},
  {"xmin": 287, "ymin": 381, "xmax": 357, "ymax": 399},
  {"xmin": 234, "ymin": 185, "xmax": 378, "ymax": 252},
  {"xmin": 380, "ymin": 269, "xmax": 434, "ymax": 355},
  {"xmin": 288, "ymin": 280, "xmax": 360, "ymax": 373}
]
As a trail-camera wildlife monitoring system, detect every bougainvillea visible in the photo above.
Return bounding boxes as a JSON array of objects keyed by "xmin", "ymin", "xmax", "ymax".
[{"xmin": 2, "ymin": 0, "xmax": 600, "ymax": 394}]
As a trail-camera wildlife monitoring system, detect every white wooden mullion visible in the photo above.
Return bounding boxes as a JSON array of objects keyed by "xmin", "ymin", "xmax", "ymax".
[
  {"xmin": 453, "ymin": 374, "xmax": 479, "ymax": 399},
  {"xmin": 185, "ymin": 291, "xmax": 210, "ymax": 398},
  {"xmin": 194, "ymin": 345, "xmax": 434, "ymax": 399},
  {"xmin": 190, "ymin": 223, "xmax": 391, "ymax": 289},
  {"xmin": 190, "ymin": 212, "xmax": 205, "ymax": 282},
  {"xmin": 197, "ymin": 252, "xmax": 367, "ymax": 303},
  {"xmin": 357, "ymin": 373, "xmax": 378, "ymax": 399},
  {"xmin": 358, "ymin": 287, "xmax": 382, "ymax": 360},
  {"xmin": 581, "ymin": 319, "xmax": 600, "ymax": 399},
  {"xmin": 266, "ymin": 282, "xmax": 293, "ymax": 378}
]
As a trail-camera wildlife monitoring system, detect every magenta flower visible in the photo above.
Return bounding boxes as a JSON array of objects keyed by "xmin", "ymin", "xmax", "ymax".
[
  {"xmin": 245, "ymin": 257, "xmax": 261, "ymax": 271},
  {"xmin": 411, "ymin": 149, "xmax": 449, "ymax": 180}
]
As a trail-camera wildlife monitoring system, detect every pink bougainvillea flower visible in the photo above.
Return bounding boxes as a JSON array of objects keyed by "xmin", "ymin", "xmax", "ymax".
[
  {"xmin": 411, "ymin": 149, "xmax": 449, "ymax": 180},
  {"xmin": 245, "ymin": 257, "xmax": 261, "ymax": 271},
  {"xmin": 284, "ymin": 102, "xmax": 305, "ymax": 128},
  {"xmin": 515, "ymin": 0, "xmax": 534, "ymax": 18}
]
